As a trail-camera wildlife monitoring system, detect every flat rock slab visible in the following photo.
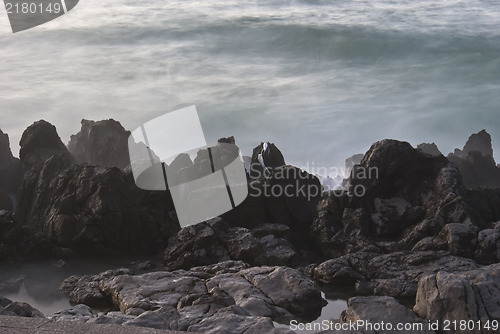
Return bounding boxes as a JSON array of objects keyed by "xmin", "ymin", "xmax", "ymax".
[{"xmin": 0, "ymin": 315, "xmax": 184, "ymax": 334}]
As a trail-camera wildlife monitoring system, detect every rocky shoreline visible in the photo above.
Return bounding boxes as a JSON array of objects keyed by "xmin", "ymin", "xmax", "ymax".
[{"xmin": 1, "ymin": 119, "xmax": 499, "ymax": 333}]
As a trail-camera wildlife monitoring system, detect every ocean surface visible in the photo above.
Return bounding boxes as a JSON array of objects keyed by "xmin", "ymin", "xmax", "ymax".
[{"xmin": 1, "ymin": 0, "xmax": 499, "ymax": 173}]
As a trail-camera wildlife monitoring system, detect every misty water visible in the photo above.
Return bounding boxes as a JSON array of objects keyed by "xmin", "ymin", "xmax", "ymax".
[
  {"xmin": 0, "ymin": 256, "xmax": 158, "ymax": 316},
  {"xmin": 1, "ymin": 0, "xmax": 499, "ymax": 171}
]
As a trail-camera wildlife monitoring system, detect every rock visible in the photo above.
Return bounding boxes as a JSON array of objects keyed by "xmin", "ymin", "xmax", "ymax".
[
  {"xmin": 60, "ymin": 268, "xmax": 132, "ymax": 308},
  {"xmin": 435, "ymin": 223, "xmax": 479, "ymax": 257},
  {"xmin": 17, "ymin": 160, "xmax": 179, "ymax": 254},
  {"xmin": 87, "ymin": 311, "xmax": 136, "ymax": 325},
  {"xmin": 314, "ymin": 251, "xmax": 479, "ymax": 298},
  {"xmin": 0, "ymin": 129, "xmax": 22, "ymax": 208},
  {"xmin": 475, "ymin": 222, "xmax": 500, "ymax": 264},
  {"xmin": 68, "ymin": 119, "xmax": 131, "ymax": 169},
  {"xmin": 65, "ymin": 260, "xmax": 324, "ymax": 332},
  {"xmin": 0, "ymin": 301, "xmax": 44, "ymax": 318},
  {"xmin": 453, "ymin": 129, "xmax": 494, "ymax": 159},
  {"xmin": 49, "ymin": 304, "xmax": 93, "ymax": 322},
  {"xmin": 341, "ymin": 296, "xmax": 433, "ymax": 334},
  {"xmin": 414, "ymin": 263, "xmax": 500, "ymax": 333},
  {"xmin": 0, "ymin": 296, "xmax": 13, "ymax": 309},
  {"xmin": 417, "ymin": 142, "xmax": 442, "ymax": 156},
  {"xmin": 313, "ymin": 257, "xmax": 365, "ymax": 285},
  {"xmin": 447, "ymin": 130, "xmax": 500, "ymax": 189},
  {"xmin": 310, "ymin": 139, "xmax": 500, "ymax": 260},
  {"xmin": 19, "ymin": 120, "xmax": 73, "ymax": 169},
  {"xmin": 164, "ymin": 218, "xmax": 298, "ymax": 269},
  {"xmin": 250, "ymin": 142, "xmax": 286, "ymax": 178},
  {"xmin": 241, "ymin": 266, "xmax": 326, "ymax": 320},
  {"xmin": 344, "ymin": 153, "xmax": 364, "ymax": 177}
]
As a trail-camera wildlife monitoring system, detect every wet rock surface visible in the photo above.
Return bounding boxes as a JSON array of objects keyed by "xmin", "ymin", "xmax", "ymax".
[{"xmin": 58, "ymin": 260, "xmax": 321, "ymax": 333}]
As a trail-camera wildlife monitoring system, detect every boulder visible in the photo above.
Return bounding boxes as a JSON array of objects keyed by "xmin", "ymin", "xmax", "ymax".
[
  {"xmin": 340, "ymin": 296, "xmax": 433, "ymax": 334},
  {"xmin": 250, "ymin": 142, "xmax": 286, "ymax": 178},
  {"xmin": 314, "ymin": 251, "xmax": 479, "ymax": 298},
  {"xmin": 344, "ymin": 153, "xmax": 364, "ymax": 177},
  {"xmin": 49, "ymin": 304, "xmax": 94, "ymax": 323},
  {"xmin": 17, "ymin": 160, "xmax": 179, "ymax": 254},
  {"xmin": 164, "ymin": 218, "xmax": 298, "ymax": 270},
  {"xmin": 62, "ymin": 260, "xmax": 324, "ymax": 332},
  {"xmin": 310, "ymin": 139, "xmax": 500, "ymax": 259},
  {"xmin": 447, "ymin": 130, "xmax": 500, "ymax": 189},
  {"xmin": 414, "ymin": 263, "xmax": 500, "ymax": 334},
  {"xmin": 19, "ymin": 120, "xmax": 73, "ymax": 169},
  {"xmin": 68, "ymin": 119, "xmax": 131, "ymax": 169},
  {"xmin": 417, "ymin": 142, "xmax": 442, "ymax": 157},
  {"xmin": 0, "ymin": 301, "xmax": 44, "ymax": 318},
  {"xmin": 0, "ymin": 129, "xmax": 22, "ymax": 208}
]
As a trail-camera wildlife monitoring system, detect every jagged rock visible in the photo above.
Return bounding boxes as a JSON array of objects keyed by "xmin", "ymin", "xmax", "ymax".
[
  {"xmin": 17, "ymin": 159, "xmax": 179, "ymax": 254},
  {"xmin": 453, "ymin": 129, "xmax": 494, "ymax": 159},
  {"xmin": 68, "ymin": 119, "xmax": 131, "ymax": 169},
  {"xmin": 0, "ymin": 211, "xmax": 50, "ymax": 262},
  {"xmin": 0, "ymin": 129, "xmax": 22, "ymax": 208},
  {"xmin": 49, "ymin": 304, "xmax": 93, "ymax": 322},
  {"xmin": 340, "ymin": 296, "xmax": 433, "ymax": 334},
  {"xmin": 15, "ymin": 123, "xmax": 178, "ymax": 256},
  {"xmin": 164, "ymin": 218, "xmax": 298, "ymax": 270},
  {"xmin": 314, "ymin": 251, "xmax": 479, "ymax": 298},
  {"xmin": 435, "ymin": 223, "xmax": 479, "ymax": 257},
  {"xmin": 60, "ymin": 268, "xmax": 131, "ymax": 308},
  {"xmin": 414, "ymin": 263, "xmax": 500, "ymax": 334},
  {"xmin": 447, "ymin": 130, "xmax": 500, "ymax": 189},
  {"xmin": 310, "ymin": 139, "xmax": 500, "ymax": 260},
  {"xmin": 224, "ymin": 164, "xmax": 322, "ymax": 251},
  {"xmin": 417, "ymin": 142, "xmax": 442, "ymax": 156},
  {"xmin": 344, "ymin": 153, "xmax": 364, "ymax": 177},
  {"xmin": 64, "ymin": 260, "xmax": 324, "ymax": 332},
  {"xmin": 250, "ymin": 142, "xmax": 286, "ymax": 178},
  {"xmin": 475, "ymin": 222, "xmax": 500, "ymax": 264},
  {"xmin": 19, "ymin": 120, "xmax": 73, "ymax": 169},
  {"xmin": 0, "ymin": 301, "xmax": 44, "ymax": 318},
  {"xmin": 0, "ymin": 296, "xmax": 12, "ymax": 309},
  {"xmin": 87, "ymin": 311, "xmax": 136, "ymax": 325}
]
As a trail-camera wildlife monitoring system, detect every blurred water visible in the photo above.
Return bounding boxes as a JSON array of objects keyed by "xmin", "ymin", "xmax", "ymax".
[{"xmin": 0, "ymin": 0, "xmax": 499, "ymax": 170}]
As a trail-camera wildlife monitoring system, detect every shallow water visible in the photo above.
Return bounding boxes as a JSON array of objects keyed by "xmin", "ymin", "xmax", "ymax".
[{"xmin": 0, "ymin": 256, "xmax": 157, "ymax": 316}]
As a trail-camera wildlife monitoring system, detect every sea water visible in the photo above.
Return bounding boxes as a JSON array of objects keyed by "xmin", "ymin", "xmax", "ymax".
[{"xmin": 0, "ymin": 0, "xmax": 499, "ymax": 173}]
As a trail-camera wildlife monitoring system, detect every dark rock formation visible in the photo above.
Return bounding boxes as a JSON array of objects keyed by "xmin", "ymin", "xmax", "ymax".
[
  {"xmin": 447, "ymin": 130, "xmax": 500, "ymax": 189},
  {"xmin": 19, "ymin": 120, "xmax": 73, "ymax": 170},
  {"xmin": 14, "ymin": 120, "xmax": 179, "ymax": 255},
  {"xmin": 164, "ymin": 218, "xmax": 298, "ymax": 269},
  {"xmin": 0, "ymin": 299, "xmax": 44, "ymax": 318},
  {"xmin": 19, "ymin": 163, "xmax": 178, "ymax": 254},
  {"xmin": 453, "ymin": 129, "xmax": 494, "ymax": 159},
  {"xmin": 344, "ymin": 153, "xmax": 364, "ymax": 177},
  {"xmin": 414, "ymin": 263, "xmax": 500, "ymax": 333},
  {"xmin": 68, "ymin": 119, "xmax": 131, "ymax": 170},
  {"xmin": 417, "ymin": 142, "xmax": 442, "ymax": 156},
  {"xmin": 340, "ymin": 296, "xmax": 433, "ymax": 334},
  {"xmin": 314, "ymin": 250, "xmax": 478, "ymax": 298},
  {"xmin": 250, "ymin": 142, "xmax": 286, "ymax": 178},
  {"xmin": 60, "ymin": 260, "xmax": 324, "ymax": 333},
  {"xmin": 0, "ymin": 129, "xmax": 22, "ymax": 210}
]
